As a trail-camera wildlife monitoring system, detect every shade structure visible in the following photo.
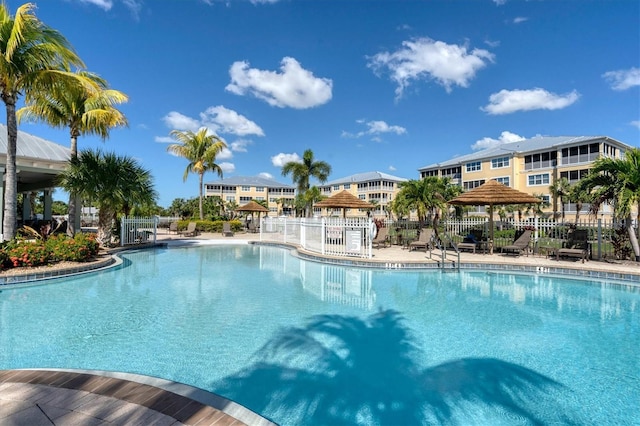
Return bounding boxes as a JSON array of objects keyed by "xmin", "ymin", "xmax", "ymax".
[
  {"xmin": 314, "ymin": 190, "xmax": 375, "ymax": 218},
  {"xmin": 236, "ymin": 200, "xmax": 269, "ymax": 213},
  {"xmin": 448, "ymin": 180, "xmax": 542, "ymax": 253}
]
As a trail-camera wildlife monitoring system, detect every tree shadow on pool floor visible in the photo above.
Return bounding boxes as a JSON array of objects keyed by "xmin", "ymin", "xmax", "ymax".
[{"xmin": 214, "ymin": 309, "xmax": 583, "ymax": 425}]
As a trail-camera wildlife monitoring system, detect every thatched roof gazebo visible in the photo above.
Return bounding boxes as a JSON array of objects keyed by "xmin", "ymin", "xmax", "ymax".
[
  {"xmin": 314, "ymin": 190, "xmax": 375, "ymax": 218},
  {"xmin": 236, "ymin": 200, "xmax": 269, "ymax": 214},
  {"xmin": 448, "ymin": 180, "xmax": 542, "ymax": 253}
]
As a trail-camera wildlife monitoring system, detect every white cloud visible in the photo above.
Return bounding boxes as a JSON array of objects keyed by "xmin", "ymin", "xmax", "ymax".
[
  {"xmin": 230, "ymin": 139, "xmax": 252, "ymax": 152},
  {"xmin": 219, "ymin": 162, "xmax": 235, "ymax": 174},
  {"xmin": 513, "ymin": 17, "xmax": 528, "ymax": 24},
  {"xmin": 77, "ymin": 0, "xmax": 113, "ymax": 10},
  {"xmin": 471, "ymin": 131, "xmax": 525, "ymax": 151},
  {"xmin": 217, "ymin": 148, "xmax": 233, "ymax": 160},
  {"xmin": 481, "ymin": 88, "xmax": 580, "ymax": 115},
  {"xmin": 342, "ymin": 120, "xmax": 407, "ymax": 139},
  {"xmin": 630, "ymin": 120, "xmax": 640, "ymax": 129},
  {"xmin": 368, "ymin": 37, "xmax": 494, "ymax": 98},
  {"xmin": 258, "ymin": 172, "xmax": 274, "ymax": 179},
  {"xmin": 250, "ymin": 0, "xmax": 280, "ymax": 3},
  {"xmin": 388, "ymin": 165, "xmax": 397, "ymax": 171},
  {"xmin": 602, "ymin": 67, "xmax": 640, "ymax": 91},
  {"xmin": 201, "ymin": 106, "xmax": 264, "ymax": 136},
  {"xmin": 226, "ymin": 57, "xmax": 333, "ymax": 109},
  {"xmin": 162, "ymin": 111, "xmax": 201, "ymax": 132},
  {"xmin": 154, "ymin": 136, "xmax": 173, "ymax": 143},
  {"xmin": 271, "ymin": 153, "xmax": 301, "ymax": 167},
  {"xmin": 493, "ymin": 0, "xmax": 507, "ymax": 4}
]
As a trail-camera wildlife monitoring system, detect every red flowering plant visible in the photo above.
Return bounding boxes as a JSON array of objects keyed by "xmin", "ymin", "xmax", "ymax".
[
  {"xmin": 45, "ymin": 233, "xmax": 100, "ymax": 262},
  {"xmin": 4, "ymin": 241, "xmax": 49, "ymax": 268}
]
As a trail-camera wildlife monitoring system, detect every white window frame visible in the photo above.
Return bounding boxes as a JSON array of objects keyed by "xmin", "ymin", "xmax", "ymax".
[
  {"xmin": 466, "ymin": 161, "xmax": 481, "ymax": 172},
  {"xmin": 491, "ymin": 156, "xmax": 510, "ymax": 169},
  {"xmin": 495, "ymin": 176, "xmax": 510, "ymax": 187},
  {"xmin": 527, "ymin": 173, "xmax": 550, "ymax": 186}
]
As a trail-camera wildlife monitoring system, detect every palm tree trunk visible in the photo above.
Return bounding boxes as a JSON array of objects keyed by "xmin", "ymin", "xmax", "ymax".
[
  {"xmin": 626, "ymin": 215, "xmax": 640, "ymax": 261},
  {"xmin": 2, "ymin": 97, "xmax": 18, "ymax": 240},
  {"xmin": 97, "ymin": 206, "xmax": 114, "ymax": 246},
  {"xmin": 67, "ymin": 134, "xmax": 79, "ymax": 236},
  {"xmin": 198, "ymin": 172, "xmax": 204, "ymax": 220}
]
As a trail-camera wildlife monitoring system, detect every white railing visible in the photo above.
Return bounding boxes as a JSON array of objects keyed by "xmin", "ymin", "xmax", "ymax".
[
  {"xmin": 120, "ymin": 216, "xmax": 158, "ymax": 246},
  {"xmin": 261, "ymin": 217, "xmax": 374, "ymax": 259}
]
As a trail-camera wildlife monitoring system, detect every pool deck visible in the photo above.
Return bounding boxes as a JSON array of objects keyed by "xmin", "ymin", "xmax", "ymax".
[{"xmin": 2, "ymin": 229, "xmax": 638, "ymax": 425}]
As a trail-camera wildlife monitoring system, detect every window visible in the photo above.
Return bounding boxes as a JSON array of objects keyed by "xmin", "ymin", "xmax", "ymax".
[
  {"xmin": 466, "ymin": 161, "xmax": 481, "ymax": 172},
  {"xmin": 333, "ymin": 185, "xmax": 340, "ymax": 190},
  {"xmin": 528, "ymin": 173, "xmax": 550, "ymax": 186},
  {"xmin": 239, "ymin": 196, "xmax": 251, "ymax": 203},
  {"xmin": 358, "ymin": 194, "xmax": 366, "ymax": 200},
  {"xmin": 225, "ymin": 196, "xmax": 235, "ymax": 202},
  {"xmin": 255, "ymin": 197, "xmax": 264, "ymax": 201},
  {"xmin": 491, "ymin": 156, "xmax": 510, "ymax": 169},
  {"xmin": 241, "ymin": 186, "xmax": 250, "ymax": 192},
  {"xmin": 421, "ymin": 170, "xmax": 438, "ymax": 178},
  {"xmin": 541, "ymin": 195, "xmax": 551, "ymax": 204},
  {"xmin": 524, "ymin": 151, "xmax": 556, "ymax": 170},
  {"xmin": 344, "ymin": 184, "xmax": 351, "ymax": 189},
  {"xmin": 463, "ymin": 179, "xmax": 485, "ymax": 190},
  {"xmin": 561, "ymin": 143, "xmax": 599, "ymax": 165},
  {"xmin": 255, "ymin": 186, "xmax": 265, "ymax": 192},
  {"xmin": 494, "ymin": 177, "xmax": 510, "ymax": 186},
  {"xmin": 560, "ymin": 169, "xmax": 589, "ymax": 183}
]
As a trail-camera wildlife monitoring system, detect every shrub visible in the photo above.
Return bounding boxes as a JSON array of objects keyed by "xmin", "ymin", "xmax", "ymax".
[
  {"xmin": 4, "ymin": 241, "xmax": 49, "ymax": 268},
  {"xmin": 0, "ymin": 233, "xmax": 99, "ymax": 270}
]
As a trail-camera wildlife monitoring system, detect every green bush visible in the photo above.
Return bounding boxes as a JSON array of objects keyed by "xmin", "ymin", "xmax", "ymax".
[{"xmin": 177, "ymin": 219, "xmax": 244, "ymax": 233}]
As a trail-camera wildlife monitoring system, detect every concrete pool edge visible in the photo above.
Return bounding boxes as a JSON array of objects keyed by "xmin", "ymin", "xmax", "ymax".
[{"xmin": 0, "ymin": 368, "xmax": 275, "ymax": 426}]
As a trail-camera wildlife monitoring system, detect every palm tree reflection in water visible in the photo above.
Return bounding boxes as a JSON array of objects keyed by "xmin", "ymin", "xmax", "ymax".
[{"xmin": 216, "ymin": 310, "xmax": 577, "ymax": 425}]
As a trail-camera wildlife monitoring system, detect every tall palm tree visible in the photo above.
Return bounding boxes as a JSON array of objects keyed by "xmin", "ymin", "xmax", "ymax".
[
  {"xmin": 18, "ymin": 70, "xmax": 128, "ymax": 236},
  {"xmin": 578, "ymin": 148, "xmax": 640, "ymax": 261},
  {"xmin": 549, "ymin": 177, "xmax": 571, "ymax": 221},
  {"xmin": 0, "ymin": 2, "xmax": 84, "ymax": 240},
  {"xmin": 167, "ymin": 128, "xmax": 227, "ymax": 220},
  {"xmin": 57, "ymin": 149, "xmax": 157, "ymax": 245},
  {"xmin": 281, "ymin": 149, "xmax": 331, "ymax": 217}
]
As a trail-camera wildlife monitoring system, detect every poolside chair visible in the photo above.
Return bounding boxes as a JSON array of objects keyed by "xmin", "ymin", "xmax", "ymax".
[
  {"xmin": 168, "ymin": 222, "xmax": 178, "ymax": 234},
  {"xmin": 557, "ymin": 229, "xmax": 589, "ymax": 262},
  {"xmin": 457, "ymin": 229, "xmax": 485, "ymax": 253},
  {"xmin": 179, "ymin": 221, "xmax": 198, "ymax": 237},
  {"xmin": 502, "ymin": 229, "xmax": 532, "ymax": 256},
  {"xmin": 222, "ymin": 222, "xmax": 234, "ymax": 237},
  {"xmin": 372, "ymin": 227, "xmax": 390, "ymax": 248},
  {"xmin": 248, "ymin": 221, "xmax": 258, "ymax": 233},
  {"xmin": 409, "ymin": 228, "xmax": 434, "ymax": 252}
]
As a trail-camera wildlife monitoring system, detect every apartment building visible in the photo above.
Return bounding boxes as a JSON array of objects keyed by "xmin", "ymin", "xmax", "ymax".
[
  {"xmin": 317, "ymin": 171, "xmax": 408, "ymax": 217},
  {"xmin": 418, "ymin": 136, "xmax": 633, "ymax": 218},
  {"xmin": 205, "ymin": 176, "xmax": 296, "ymax": 216}
]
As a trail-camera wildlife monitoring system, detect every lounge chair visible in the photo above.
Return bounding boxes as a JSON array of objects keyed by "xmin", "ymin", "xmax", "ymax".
[
  {"xmin": 179, "ymin": 221, "xmax": 198, "ymax": 237},
  {"xmin": 557, "ymin": 229, "xmax": 589, "ymax": 262},
  {"xmin": 502, "ymin": 229, "xmax": 532, "ymax": 256},
  {"xmin": 409, "ymin": 228, "xmax": 434, "ymax": 252},
  {"xmin": 457, "ymin": 229, "xmax": 485, "ymax": 253},
  {"xmin": 222, "ymin": 222, "xmax": 234, "ymax": 237},
  {"xmin": 248, "ymin": 221, "xmax": 258, "ymax": 233},
  {"xmin": 168, "ymin": 222, "xmax": 178, "ymax": 234},
  {"xmin": 372, "ymin": 227, "xmax": 390, "ymax": 248}
]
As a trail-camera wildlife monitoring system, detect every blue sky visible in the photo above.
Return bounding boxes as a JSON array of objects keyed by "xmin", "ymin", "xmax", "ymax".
[{"xmin": 14, "ymin": 0, "xmax": 640, "ymax": 207}]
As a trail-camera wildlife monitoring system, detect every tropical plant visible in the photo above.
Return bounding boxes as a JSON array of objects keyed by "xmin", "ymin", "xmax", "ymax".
[
  {"xmin": 281, "ymin": 149, "xmax": 331, "ymax": 217},
  {"xmin": 549, "ymin": 177, "xmax": 571, "ymax": 221},
  {"xmin": 167, "ymin": 128, "xmax": 227, "ymax": 220},
  {"xmin": 392, "ymin": 177, "xmax": 458, "ymax": 233},
  {"xmin": 56, "ymin": 149, "xmax": 157, "ymax": 245},
  {"xmin": 0, "ymin": 2, "xmax": 85, "ymax": 240},
  {"xmin": 18, "ymin": 70, "xmax": 128, "ymax": 236},
  {"xmin": 568, "ymin": 183, "xmax": 592, "ymax": 224},
  {"xmin": 577, "ymin": 148, "xmax": 640, "ymax": 261}
]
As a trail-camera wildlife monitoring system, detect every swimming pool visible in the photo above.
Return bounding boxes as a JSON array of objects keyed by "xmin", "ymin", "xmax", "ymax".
[{"xmin": 0, "ymin": 244, "xmax": 638, "ymax": 425}]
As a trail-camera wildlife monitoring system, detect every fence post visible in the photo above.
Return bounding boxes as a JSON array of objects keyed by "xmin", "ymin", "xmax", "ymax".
[
  {"xmin": 153, "ymin": 216, "xmax": 158, "ymax": 244},
  {"xmin": 321, "ymin": 217, "xmax": 326, "ymax": 255},
  {"xmin": 120, "ymin": 216, "xmax": 125, "ymax": 246},
  {"xmin": 597, "ymin": 218, "xmax": 602, "ymax": 260}
]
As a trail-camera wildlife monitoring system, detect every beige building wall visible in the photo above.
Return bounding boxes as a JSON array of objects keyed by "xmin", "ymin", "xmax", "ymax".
[{"xmin": 205, "ymin": 177, "xmax": 295, "ymax": 216}]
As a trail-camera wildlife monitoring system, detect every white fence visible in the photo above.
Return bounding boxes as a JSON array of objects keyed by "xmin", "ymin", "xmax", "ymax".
[
  {"xmin": 261, "ymin": 217, "xmax": 375, "ymax": 259},
  {"xmin": 120, "ymin": 216, "xmax": 158, "ymax": 246}
]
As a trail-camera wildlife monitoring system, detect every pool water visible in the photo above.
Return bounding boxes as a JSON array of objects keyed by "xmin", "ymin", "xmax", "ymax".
[{"xmin": 0, "ymin": 245, "xmax": 638, "ymax": 425}]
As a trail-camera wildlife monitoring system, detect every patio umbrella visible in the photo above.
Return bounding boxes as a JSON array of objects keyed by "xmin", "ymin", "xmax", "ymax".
[
  {"xmin": 448, "ymin": 180, "xmax": 541, "ymax": 253},
  {"xmin": 314, "ymin": 190, "xmax": 375, "ymax": 218}
]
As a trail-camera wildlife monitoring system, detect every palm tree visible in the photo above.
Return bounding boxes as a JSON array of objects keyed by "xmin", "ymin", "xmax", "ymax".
[
  {"xmin": 281, "ymin": 149, "xmax": 331, "ymax": 217},
  {"xmin": 393, "ymin": 177, "xmax": 455, "ymax": 231},
  {"xmin": 0, "ymin": 2, "xmax": 84, "ymax": 240},
  {"xmin": 568, "ymin": 184, "xmax": 592, "ymax": 224},
  {"xmin": 578, "ymin": 148, "xmax": 640, "ymax": 261},
  {"xmin": 57, "ymin": 149, "xmax": 157, "ymax": 245},
  {"xmin": 549, "ymin": 177, "xmax": 571, "ymax": 221},
  {"xmin": 18, "ymin": 70, "xmax": 128, "ymax": 236},
  {"xmin": 167, "ymin": 128, "xmax": 227, "ymax": 220}
]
